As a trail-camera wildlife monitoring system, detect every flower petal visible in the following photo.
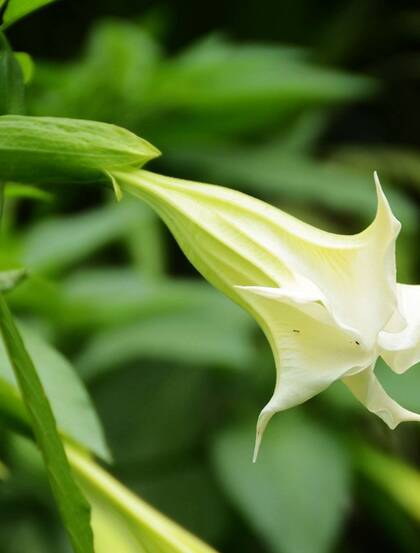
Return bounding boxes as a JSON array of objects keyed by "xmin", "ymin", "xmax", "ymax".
[
  {"xmin": 379, "ymin": 284, "xmax": 420, "ymax": 373},
  {"xmin": 236, "ymin": 285, "xmax": 373, "ymax": 461},
  {"xmin": 119, "ymin": 170, "xmax": 401, "ymax": 348},
  {"xmin": 342, "ymin": 365, "xmax": 420, "ymax": 428},
  {"xmin": 116, "ymin": 169, "xmax": 406, "ymax": 451}
]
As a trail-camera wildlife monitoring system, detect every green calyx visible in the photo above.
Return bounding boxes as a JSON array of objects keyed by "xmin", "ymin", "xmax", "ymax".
[{"xmin": 0, "ymin": 115, "xmax": 160, "ymax": 188}]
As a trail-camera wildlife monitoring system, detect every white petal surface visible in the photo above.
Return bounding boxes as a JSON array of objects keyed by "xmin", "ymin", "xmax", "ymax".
[
  {"xmin": 379, "ymin": 284, "xmax": 420, "ymax": 373},
  {"xmin": 117, "ymin": 169, "xmax": 414, "ymax": 448},
  {"xmin": 236, "ymin": 285, "xmax": 373, "ymax": 460},
  {"xmin": 343, "ymin": 365, "xmax": 420, "ymax": 428},
  {"xmin": 120, "ymin": 170, "xmax": 401, "ymax": 348}
]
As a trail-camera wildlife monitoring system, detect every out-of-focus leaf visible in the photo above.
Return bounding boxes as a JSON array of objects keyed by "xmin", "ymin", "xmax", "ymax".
[
  {"xmin": 124, "ymin": 202, "xmax": 166, "ymax": 276},
  {"xmin": 67, "ymin": 445, "xmax": 220, "ymax": 553},
  {"xmin": 92, "ymin": 364, "xmax": 209, "ymax": 464},
  {"xmin": 0, "ymin": 320, "xmax": 110, "ymax": 460},
  {"xmin": 167, "ymin": 146, "xmax": 417, "ymax": 231},
  {"xmin": 0, "ymin": 268, "xmax": 26, "ymax": 292},
  {"xmin": 22, "ymin": 201, "xmax": 141, "ymax": 273},
  {"xmin": 156, "ymin": 35, "xmax": 373, "ymax": 110},
  {"xmin": 0, "ymin": 34, "xmax": 24, "ymax": 114},
  {"xmin": 0, "ymin": 516, "xmax": 59, "ymax": 553},
  {"xmin": 78, "ymin": 305, "xmax": 254, "ymax": 379},
  {"xmin": 212, "ymin": 412, "xmax": 350, "ymax": 553},
  {"xmin": 4, "ymin": 183, "xmax": 53, "ymax": 202},
  {"xmin": 354, "ymin": 443, "xmax": 420, "ymax": 522},
  {"xmin": 334, "ymin": 145, "xmax": 420, "ymax": 192},
  {"xmin": 0, "ymin": 295, "xmax": 94, "ymax": 553},
  {"xmin": 129, "ymin": 463, "xmax": 231, "ymax": 544},
  {"xmin": 30, "ymin": 19, "xmax": 161, "ymax": 126},
  {"xmin": 0, "ymin": 0, "xmax": 57, "ymax": 30},
  {"xmin": 376, "ymin": 358, "xmax": 420, "ymax": 414},
  {"xmin": 30, "ymin": 26, "xmax": 373, "ymax": 142},
  {"xmin": 9, "ymin": 268, "xmax": 253, "ymax": 339},
  {"xmin": 14, "ymin": 52, "xmax": 34, "ymax": 84},
  {"xmin": 0, "ymin": 457, "xmax": 8, "ymax": 479},
  {"xmin": 3, "ymin": 424, "xmax": 221, "ymax": 553},
  {"xmin": 322, "ymin": 358, "xmax": 420, "ymax": 423}
]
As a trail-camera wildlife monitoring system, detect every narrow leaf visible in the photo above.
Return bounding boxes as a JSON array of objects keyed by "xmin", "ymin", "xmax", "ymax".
[
  {"xmin": 4, "ymin": 182, "xmax": 53, "ymax": 202},
  {"xmin": 1, "ymin": 0, "xmax": 57, "ymax": 29},
  {"xmin": 0, "ymin": 294, "xmax": 94, "ymax": 553},
  {"xmin": 67, "ymin": 444, "xmax": 220, "ymax": 553},
  {"xmin": 0, "ymin": 33, "xmax": 24, "ymax": 114}
]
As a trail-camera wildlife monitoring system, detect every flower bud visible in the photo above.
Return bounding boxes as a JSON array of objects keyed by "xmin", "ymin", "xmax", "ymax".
[{"xmin": 0, "ymin": 115, "xmax": 160, "ymax": 187}]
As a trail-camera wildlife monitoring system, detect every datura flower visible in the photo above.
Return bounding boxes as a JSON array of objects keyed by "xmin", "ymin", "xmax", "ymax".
[
  {"xmin": 115, "ymin": 169, "xmax": 420, "ymax": 459},
  {"xmin": 1, "ymin": 115, "xmax": 419, "ymax": 459}
]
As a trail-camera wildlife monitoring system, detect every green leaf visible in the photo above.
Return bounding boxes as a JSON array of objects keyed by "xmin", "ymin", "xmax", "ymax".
[
  {"xmin": 0, "ymin": 115, "xmax": 160, "ymax": 186},
  {"xmin": 21, "ymin": 199, "xmax": 165, "ymax": 275},
  {"xmin": 0, "ymin": 34, "xmax": 24, "ymax": 115},
  {"xmin": 159, "ymin": 34, "xmax": 373, "ymax": 106},
  {"xmin": 29, "ymin": 27, "xmax": 373, "ymax": 142},
  {"xmin": 22, "ymin": 202, "xmax": 140, "ymax": 273},
  {"xmin": 0, "ymin": 321, "xmax": 110, "ymax": 460},
  {"xmin": 0, "ymin": 457, "xmax": 8, "ymax": 479},
  {"xmin": 92, "ymin": 364, "xmax": 210, "ymax": 465},
  {"xmin": 375, "ymin": 358, "xmax": 420, "ymax": 414},
  {"xmin": 0, "ymin": 294, "xmax": 94, "ymax": 553},
  {"xmin": 67, "ymin": 444, "xmax": 219, "ymax": 553},
  {"xmin": 334, "ymin": 145, "xmax": 420, "ymax": 193},
  {"xmin": 131, "ymin": 463, "xmax": 231, "ymax": 544},
  {"xmin": 14, "ymin": 52, "xmax": 34, "ymax": 83},
  {"xmin": 4, "ymin": 182, "xmax": 53, "ymax": 202},
  {"xmin": 62, "ymin": 269, "xmax": 238, "ymax": 327},
  {"xmin": 354, "ymin": 443, "xmax": 420, "ymax": 522},
  {"xmin": 1, "ymin": 0, "xmax": 57, "ymax": 30},
  {"xmin": 0, "ymin": 332, "xmax": 219, "ymax": 553},
  {"xmin": 212, "ymin": 412, "xmax": 350, "ymax": 553},
  {"xmin": 30, "ymin": 20, "xmax": 161, "ymax": 126},
  {"xmin": 0, "ymin": 268, "xmax": 26, "ymax": 292},
  {"xmin": 78, "ymin": 305, "xmax": 254, "ymax": 380}
]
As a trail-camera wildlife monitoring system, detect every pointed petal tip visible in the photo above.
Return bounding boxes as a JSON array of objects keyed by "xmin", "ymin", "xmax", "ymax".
[
  {"xmin": 371, "ymin": 171, "xmax": 401, "ymax": 235},
  {"xmin": 373, "ymin": 171, "xmax": 386, "ymax": 204},
  {"xmin": 253, "ymin": 408, "xmax": 275, "ymax": 463}
]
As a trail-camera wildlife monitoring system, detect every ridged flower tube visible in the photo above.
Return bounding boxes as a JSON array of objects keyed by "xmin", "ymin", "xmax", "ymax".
[{"xmin": 114, "ymin": 169, "xmax": 420, "ymax": 459}]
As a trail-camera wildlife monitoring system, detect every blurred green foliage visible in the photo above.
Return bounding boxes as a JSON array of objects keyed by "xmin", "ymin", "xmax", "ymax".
[{"xmin": 2, "ymin": 1, "xmax": 420, "ymax": 552}]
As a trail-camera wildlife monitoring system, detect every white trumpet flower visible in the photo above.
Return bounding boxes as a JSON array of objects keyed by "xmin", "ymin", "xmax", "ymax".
[
  {"xmin": 1, "ymin": 116, "xmax": 418, "ymax": 460},
  {"xmin": 117, "ymin": 169, "xmax": 420, "ymax": 459}
]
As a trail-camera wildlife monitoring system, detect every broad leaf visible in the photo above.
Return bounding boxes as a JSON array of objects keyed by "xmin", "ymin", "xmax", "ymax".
[
  {"xmin": 0, "ymin": 321, "xmax": 110, "ymax": 460},
  {"xmin": 212, "ymin": 412, "xmax": 350, "ymax": 553},
  {"xmin": 92, "ymin": 364, "xmax": 209, "ymax": 465},
  {"xmin": 0, "ymin": 295, "xmax": 94, "ymax": 553},
  {"xmin": 78, "ymin": 307, "xmax": 254, "ymax": 379}
]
